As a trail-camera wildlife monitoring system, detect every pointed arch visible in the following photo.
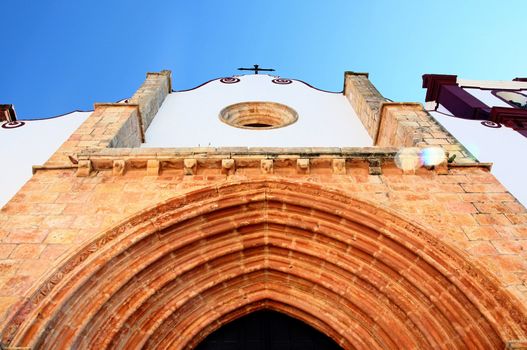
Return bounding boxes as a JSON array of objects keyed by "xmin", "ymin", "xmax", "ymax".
[{"xmin": 2, "ymin": 180, "xmax": 526, "ymax": 349}]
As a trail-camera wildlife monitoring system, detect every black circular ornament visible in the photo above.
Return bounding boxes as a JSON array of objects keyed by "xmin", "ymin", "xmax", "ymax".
[
  {"xmin": 220, "ymin": 77, "xmax": 240, "ymax": 84},
  {"xmin": 272, "ymin": 78, "xmax": 293, "ymax": 85},
  {"xmin": 481, "ymin": 120, "xmax": 501, "ymax": 128},
  {"xmin": 1, "ymin": 121, "xmax": 25, "ymax": 129}
]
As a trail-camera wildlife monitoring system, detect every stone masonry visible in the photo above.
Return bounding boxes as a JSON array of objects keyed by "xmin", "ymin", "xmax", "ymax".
[{"xmin": 0, "ymin": 71, "xmax": 526, "ymax": 349}]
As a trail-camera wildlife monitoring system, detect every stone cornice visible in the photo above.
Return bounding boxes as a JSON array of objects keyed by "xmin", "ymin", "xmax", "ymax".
[
  {"xmin": 78, "ymin": 146, "xmax": 399, "ymax": 158},
  {"xmin": 27, "ymin": 146, "xmax": 495, "ymax": 177}
]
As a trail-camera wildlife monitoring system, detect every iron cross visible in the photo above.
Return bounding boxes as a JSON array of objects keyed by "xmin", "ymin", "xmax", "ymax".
[{"xmin": 238, "ymin": 64, "xmax": 275, "ymax": 75}]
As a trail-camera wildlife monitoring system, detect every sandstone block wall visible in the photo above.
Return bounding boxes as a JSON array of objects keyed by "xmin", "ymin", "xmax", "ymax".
[
  {"xmin": 1, "ymin": 158, "xmax": 526, "ymax": 348},
  {"xmin": 44, "ymin": 104, "xmax": 142, "ymax": 168}
]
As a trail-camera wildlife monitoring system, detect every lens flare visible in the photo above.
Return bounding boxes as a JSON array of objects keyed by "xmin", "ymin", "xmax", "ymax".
[
  {"xmin": 420, "ymin": 147, "xmax": 446, "ymax": 166},
  {"xmin": 395, "ymin": 148, "xmax": 422, "ymax": 171}
]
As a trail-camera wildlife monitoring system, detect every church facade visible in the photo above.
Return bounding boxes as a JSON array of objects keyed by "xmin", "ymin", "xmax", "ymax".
[{"xmin": 0, "ymin": 70, "xmax": 526, "ymax": 349}]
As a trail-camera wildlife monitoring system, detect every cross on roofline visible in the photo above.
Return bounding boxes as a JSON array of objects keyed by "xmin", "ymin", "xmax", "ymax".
[{"xmin": 238, "ymin": 64, "xmax": 275, "ymax": 75}]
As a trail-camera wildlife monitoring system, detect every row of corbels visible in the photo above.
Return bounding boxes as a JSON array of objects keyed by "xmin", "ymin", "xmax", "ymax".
[{"xmin": 76, "ymin": 158, "xmax": 372, "ymax": 177}]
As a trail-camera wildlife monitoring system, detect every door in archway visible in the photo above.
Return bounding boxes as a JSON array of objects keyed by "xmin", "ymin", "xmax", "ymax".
[{"xmin": 195, "ymin": 310, "xmax": 343, "ymax": 350}]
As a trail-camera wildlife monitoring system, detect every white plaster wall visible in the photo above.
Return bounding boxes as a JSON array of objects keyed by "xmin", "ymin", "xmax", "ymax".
[
  {"xmin": 143, "ymin": 75, "xmax": 372, "ymax": 147},
  {"xmin": 431, "ymin": 107, "xmax": 527, "ymax": 207},
  {"xmin": 0, "ymin": 111, "xmax": 91, "ymax": 208},
  {"xmin": 463, "ymin": 88, "xmax": 511, "ymax": 108}
]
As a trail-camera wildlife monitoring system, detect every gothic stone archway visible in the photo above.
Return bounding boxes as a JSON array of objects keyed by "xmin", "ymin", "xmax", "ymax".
[{"xmin": 2, "ymin": 180, "xmax": 526, "ymax": 349}]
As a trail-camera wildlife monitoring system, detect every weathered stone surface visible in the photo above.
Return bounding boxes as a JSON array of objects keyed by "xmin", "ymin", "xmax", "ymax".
[
  {"xmin": 221, "ymin": 159, "xmax": 235, "ymax": 175},
  {"xmin": 128, "ymin": 70, "xmax": 171, "ymax": 131},
  {"xmin": 507, "ymin": 341, "xmax": 527, "ymax": 349},
  {"xmin": 146, "ymin": 159, "xmax": 160, "ymax": 176},
  {"xmin": 112, "ymin": 159, "xmax": 126, "ymax": 176},
  {"xmin": 45, "ymin": 105, "xmax": 143, "ymax": 168},
  {"xmin": 343, "ymin": 72, "xmax": 385, "ymax": 140},
  {"xmin": 296, "ymin": 158, "xmax": 310, "ymax": 174},
  {"xmin": 368, "ymin": 157, "xmax": 382, "ymax": 175},
  {"xmin": 260, "ymin": 159, "xmax": 273, "ymax": 174},
  {"xmin": 331, "ymin": 158, "xmax": 346, "ymax": 175},
  {"xmin": 183, "ymin": 158, "xmax": 197, "ymax": 175},
  {"xmin": 76, "ymin": 160, "xmax": 91, "ymax": 177}
]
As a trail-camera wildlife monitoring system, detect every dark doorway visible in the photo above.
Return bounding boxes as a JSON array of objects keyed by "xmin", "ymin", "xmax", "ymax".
[{"xmin": 195, "ymin": 310, "xmax": 343, "ymax": 350}]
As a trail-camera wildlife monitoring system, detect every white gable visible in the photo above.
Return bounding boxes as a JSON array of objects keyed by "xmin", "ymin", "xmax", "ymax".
[
  {"xmin": 143, "ymin": 75, "xmax": 372, "ymax": 148},
  {"xmin": 430, "ymin": 106, "xmax": 527, "ymax": 207}
]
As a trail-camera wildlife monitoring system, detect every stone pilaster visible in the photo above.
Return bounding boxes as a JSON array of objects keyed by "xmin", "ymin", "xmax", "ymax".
[
  {"xmin": 44, "ymin": 104, "xmax": 142, "ymax": 167},
  {"xmin": 42, "ymin": 71, "xmax": 171, "ymax": 169},
  {"xmin": 344, "ymin": 71, "xmax": 477, "ymax": 164},
  {"xmin": 128, "ymin": 70, "xmax": 172, "ymax": 131},
  {"xmin": 343, "ymin": 71, "xmax": 386, "ymax": 139}
]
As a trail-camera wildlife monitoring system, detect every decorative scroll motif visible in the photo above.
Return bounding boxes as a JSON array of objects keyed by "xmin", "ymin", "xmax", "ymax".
[
  {"xmin": 220, "ymin": 77, "xmax": 240, "ymax": 84},
  {"xmin": 1, "ymin": 121, "xmax": 25, "ymax": 129},
  {"xmin": 272, "ymin": 78, "xmax": 292, "ymax": 85}
]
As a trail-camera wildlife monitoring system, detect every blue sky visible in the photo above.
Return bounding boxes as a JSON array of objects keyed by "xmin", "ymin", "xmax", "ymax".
[{"xmin": 2, "ymin": 0, "xmax": 526, "ymax": 119}]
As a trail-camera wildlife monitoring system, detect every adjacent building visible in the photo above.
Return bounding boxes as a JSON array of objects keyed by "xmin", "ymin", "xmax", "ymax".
[{"xmin": 423, "ymin": 74, "xmax": 527, "ymax": 207}]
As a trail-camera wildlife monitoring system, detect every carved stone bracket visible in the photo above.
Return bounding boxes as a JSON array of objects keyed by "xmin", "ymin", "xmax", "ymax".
[
  {"xmin": 146, "ymin": 159, "xmax": 160, "ymax": 176},
  {"xmin": 221, "ymin": 159, "xmax": 235, "ymax": 175},
  {"xmin": 261, "ymin": 159, "xmax": 273, "ymax": 174},
  {"xmin": 76, "ymin": 160, "xmax": 92, "ymax": 177},
  {"xmin": 331, "ymin": 159, "xmax": 346, "ymax": 175},
  {"xmin": 368, "ymin": 158, "xmax": 382, "ymax": 175},
  {"xmin": 183, "ymin": 159, "xmax": 197, "ymax": 175},
  {"xmin": 112, "ymin": 160, "xmax": 126, "ymax": 176},
  {"xmin": 296, "ymin": 159, "xmax": 310, "ymax": 174}
]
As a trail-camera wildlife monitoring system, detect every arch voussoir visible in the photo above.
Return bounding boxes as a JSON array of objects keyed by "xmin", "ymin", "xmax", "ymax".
[
  {"xmin": 115, "ymin": 223, "xmax": 457, "ymax": 348},
  {"xmin": 3, "ymin": 180, "xmax": 525, "ymax": 350},
  {"xmin": 145, "ymin": 273, "xmax": 397, "ymax": 350},
  {"xmin": 95, "ymin": 244, "xmax": 429, "ymax": 349}
]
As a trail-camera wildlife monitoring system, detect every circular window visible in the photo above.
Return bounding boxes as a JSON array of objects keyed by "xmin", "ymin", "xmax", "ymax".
[{"xmin": 219, "ymin": 102, "xmax": 298, "ymax": 130}]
